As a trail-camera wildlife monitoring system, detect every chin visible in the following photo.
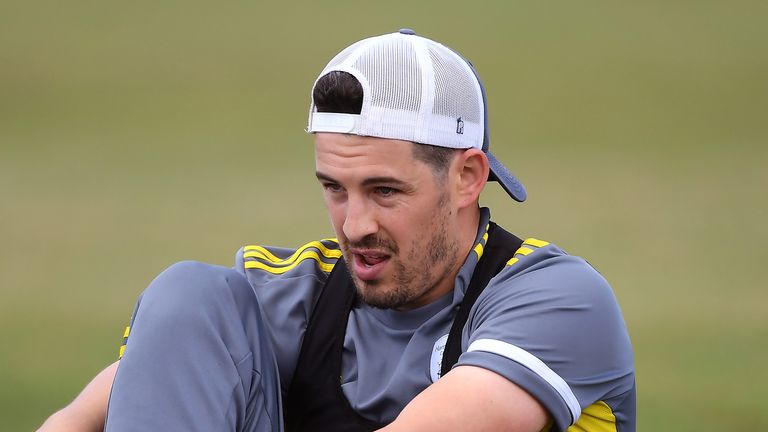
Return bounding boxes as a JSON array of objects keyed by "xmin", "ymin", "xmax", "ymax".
[
  {"xmin": 354, "ymin": 282, "xmax": 398, "ymax": 309},
  {"xmin": 359, "ymin": 287, "xmax": 417, "ymax": 310}
]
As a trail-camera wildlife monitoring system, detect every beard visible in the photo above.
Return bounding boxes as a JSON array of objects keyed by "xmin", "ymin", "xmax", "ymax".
[{"xmin": 342, "ymin": 196, "xmax": 460, "ymax": 310}]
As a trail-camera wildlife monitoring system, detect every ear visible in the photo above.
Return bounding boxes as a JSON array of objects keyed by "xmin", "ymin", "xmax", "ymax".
[{"xmin": 452, "ymin": 148, "xmax": 489, "ymax": 209}]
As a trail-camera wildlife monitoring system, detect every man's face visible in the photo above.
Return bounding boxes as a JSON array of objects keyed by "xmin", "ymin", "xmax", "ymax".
[{"xmin": 315, "ymin": 133, "xmax": 463, "ymax": 310}]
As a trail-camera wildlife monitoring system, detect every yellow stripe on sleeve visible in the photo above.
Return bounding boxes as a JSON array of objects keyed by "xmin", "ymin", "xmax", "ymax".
[
  {"xmin": 523, "ymin": 238, "xmax": 550, "ymax": 248},
  {"xmin": 244, "ymin": 240, "xmax": 342, "ymax": 264},
  {"xmin": 243, "ymin": 245, "xmax": 283, "ymax": 262},
  {"xmin": 506, "ymin": 237, "xmax": 551, "ymax": 267},
  {"xmin": 118, "ymin": 325, "xmax": 131, "ymax": 359},
  {"xmin": 515, "ymin": 247, "xmax": 535, "ymax": 256},
  {"xmin": 244, "ymin": 250, "xmax": 337, "ymax": 274}
]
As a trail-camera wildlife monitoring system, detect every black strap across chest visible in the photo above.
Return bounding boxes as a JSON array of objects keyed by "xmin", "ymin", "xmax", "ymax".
[{"xmin": 284, "ymin": 222, "xmax": 523, "ymax": 431}]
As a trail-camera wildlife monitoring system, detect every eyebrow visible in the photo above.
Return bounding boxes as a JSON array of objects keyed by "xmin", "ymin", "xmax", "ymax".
[
  {"xmin": 315, "ymin": 172, "xmax": 337, "ymax": 184},
  {"xmin": 315, "ymin": 172, "xmax": 409, "ymax": 188}
]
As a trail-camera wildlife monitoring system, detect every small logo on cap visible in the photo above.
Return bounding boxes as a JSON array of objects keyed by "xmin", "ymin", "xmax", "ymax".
[{"xmin": 456, "ymin": 117, "xmax": 464, "ymax": 135}]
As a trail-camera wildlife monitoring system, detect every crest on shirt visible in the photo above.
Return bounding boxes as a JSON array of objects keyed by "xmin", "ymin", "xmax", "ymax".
[{"xmin": 429, "ymin": 334, "xmax": 449, "ymax": 382}]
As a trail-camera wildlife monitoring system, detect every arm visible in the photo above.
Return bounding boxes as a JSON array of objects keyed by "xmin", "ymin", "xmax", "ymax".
[
  {"xmin": 37, "ymin": 361, "xmax": 118, "ymax": 432},
  {"xmin": 379, "ymin": 365, "xmax": 548, "ymax": 432}
]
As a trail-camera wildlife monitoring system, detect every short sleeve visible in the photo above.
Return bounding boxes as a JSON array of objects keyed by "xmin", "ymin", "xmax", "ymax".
[
  {"xmin": 234, "ymin": 239, "xmax": 341, "ymax": 391},
  {"xmin": 456, "ymin": 245, "xmax": 634, "ymax": 430}
]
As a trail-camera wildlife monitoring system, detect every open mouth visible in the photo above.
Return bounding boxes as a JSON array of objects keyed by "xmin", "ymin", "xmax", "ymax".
[
  {"xmin": 350, "ymin": 250, "xmax": 391, "ymax": 281},
  {"xmin": 358, "ymin": 252, "xmax": 388, "ymax": 267}
]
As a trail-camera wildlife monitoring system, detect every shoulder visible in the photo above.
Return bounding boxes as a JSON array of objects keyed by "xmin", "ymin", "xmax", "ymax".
[
  {"xmin": 460, "ymin": 238, "xmax": 635, "ymax": 429},
  {"xmin": 471, "ymin": 238, "xmax": 628, "ymax": 342},
  {"xmin": 232, "ymin": 237, "xmax": 344, "ymax": 337},
  {"xmin": 481, "ymin": 238, "xmax": 616, "ymax": 311},
  {"xmin": 235, "ymin": 238, "xmax": 342, "ymax": 281},
  {"xmin": 232, "ymin": 238, "xmax": 344, "ymax": 389}
]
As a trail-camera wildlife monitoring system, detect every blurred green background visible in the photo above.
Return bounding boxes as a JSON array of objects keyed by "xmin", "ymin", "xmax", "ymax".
[{"xmin": 2, "ymin": 0, "xmax": 766, "ymax": 430}]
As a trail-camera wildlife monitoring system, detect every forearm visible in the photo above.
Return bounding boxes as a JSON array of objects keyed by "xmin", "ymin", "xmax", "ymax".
[
  {"xmin": 379, "ymin": 366, "xmax": 548, "ymax": 432},
  {"xmin": 38, "ymin": 361, "xmax": 118, "ymax": 432}
]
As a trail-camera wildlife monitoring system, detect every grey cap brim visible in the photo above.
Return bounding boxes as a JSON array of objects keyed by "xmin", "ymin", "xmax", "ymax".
[{"xmin": 487, "ymin": 152, "xmax": 527, "ymax": 202}]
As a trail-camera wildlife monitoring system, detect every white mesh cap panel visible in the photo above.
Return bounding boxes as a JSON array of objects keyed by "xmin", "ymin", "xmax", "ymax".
[
  {"xmin": 425, "ymin": 43, "xmax": 484, "ymax": 148},
  {"xmin": 351, "ymin": 36, "xmax": 425, "ymax": 143},
  {"xmin": 428, "ymin": 45, "xmax": 482, "ymax": 123},
  {"xmin": 354, "ymin": 37, "xmax": 421, "ymax": 113}
]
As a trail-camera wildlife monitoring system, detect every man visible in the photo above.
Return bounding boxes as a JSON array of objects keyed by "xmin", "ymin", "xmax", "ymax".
[{"xmin": 40, "ymin": 30, "xmax": 635, "ymax": 431}]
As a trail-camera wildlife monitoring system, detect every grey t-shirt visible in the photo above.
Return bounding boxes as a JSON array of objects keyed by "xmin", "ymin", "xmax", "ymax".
[{"xmin": 235, "ymin": 208, "xmax": 635, "ymax": 431}]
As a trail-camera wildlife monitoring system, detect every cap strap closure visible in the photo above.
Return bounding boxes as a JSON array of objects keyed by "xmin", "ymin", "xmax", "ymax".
[{"xmin": 309, "ymin": 113, "xmax": 360, "ymax": 134}]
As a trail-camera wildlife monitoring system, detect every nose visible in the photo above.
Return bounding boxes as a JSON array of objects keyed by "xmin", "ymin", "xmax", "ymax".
[{"xmin": 342, "ymin": 195, "xmax": 378, "ymax": 243}]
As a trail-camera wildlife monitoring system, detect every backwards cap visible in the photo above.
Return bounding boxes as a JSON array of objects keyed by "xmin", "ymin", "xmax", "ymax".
[{"xmin": 307, "ymin": 29, "xmax": 527, "ymax": 202}]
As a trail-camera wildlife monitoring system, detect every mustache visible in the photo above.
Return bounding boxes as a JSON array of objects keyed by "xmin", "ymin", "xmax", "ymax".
[{"xmin": 344, "ymin": 234, "xmax": 399, "ymax": 254}]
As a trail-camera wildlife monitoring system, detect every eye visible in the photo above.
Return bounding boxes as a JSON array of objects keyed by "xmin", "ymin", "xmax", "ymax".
[
  {"xmin": 323, "ymin": 183, "xmax": 344, "ymax": 193},
  {"xmin": 375, "ymin": 186, "xmax": 397, "ymax": 197}
]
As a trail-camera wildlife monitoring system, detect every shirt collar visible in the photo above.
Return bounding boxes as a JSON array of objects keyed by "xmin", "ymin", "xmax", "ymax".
[{"xmin": 450, "ymin": 207, "xmax": 491, "ymax": 305}]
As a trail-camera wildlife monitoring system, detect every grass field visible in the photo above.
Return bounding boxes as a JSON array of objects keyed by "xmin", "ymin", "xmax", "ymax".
[{"xmin": 2, "ymin": 1, "xmax": 767, "ymax": 430}]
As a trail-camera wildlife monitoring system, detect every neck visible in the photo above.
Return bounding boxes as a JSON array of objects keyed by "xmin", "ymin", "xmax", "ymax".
[
  {"xmin": 457, "ymin": 205, "xmax": 482, "ymax": 261},
  {"xmin": 433, "ymin": 205, "xmax": 482, "ymax": 297}
]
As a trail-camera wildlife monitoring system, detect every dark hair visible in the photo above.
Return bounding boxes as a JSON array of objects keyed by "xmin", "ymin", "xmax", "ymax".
[
  {"xmin": 313, "ymin": 71, "xmax": 458, "ymax": 179},
  {"xmin": 313, "ymin": 71, "xmax": 364, "ymax": 115}
]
